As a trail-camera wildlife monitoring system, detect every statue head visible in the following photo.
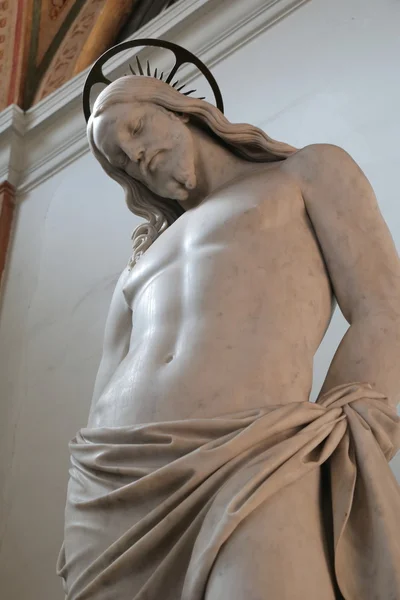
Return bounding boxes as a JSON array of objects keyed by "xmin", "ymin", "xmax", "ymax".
[{"xmin": 87, "ymin": 76, "xmax": 296, "ymax": 267}]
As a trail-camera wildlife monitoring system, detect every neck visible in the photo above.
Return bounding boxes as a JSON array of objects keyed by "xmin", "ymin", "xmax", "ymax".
[{"xmin": 179, "ymin": 125, "xmax": 261, "ymax": 210}]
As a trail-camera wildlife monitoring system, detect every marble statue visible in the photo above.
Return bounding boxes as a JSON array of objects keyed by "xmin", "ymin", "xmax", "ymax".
[{"xmin": 58, "ymin": 42, "xmax": 400, "ymax": 600}]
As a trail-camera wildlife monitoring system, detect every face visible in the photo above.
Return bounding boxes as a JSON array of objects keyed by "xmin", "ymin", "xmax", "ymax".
[{"xmin": 92, "ymin": 101, "xmax": 197, "ymax": 202}]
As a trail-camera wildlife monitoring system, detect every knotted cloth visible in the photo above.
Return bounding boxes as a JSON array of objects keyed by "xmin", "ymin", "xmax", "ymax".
[{"xmin": 57, "ymin": 382, "xmax": 400, "ymax": 599}]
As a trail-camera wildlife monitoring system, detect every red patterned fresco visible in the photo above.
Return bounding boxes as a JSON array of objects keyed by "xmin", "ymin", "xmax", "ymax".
[
  {"xmin": 35, "ymin": 0, "xmax": 107, "ymax": 102},
  {"xmin": 0, "ymin": 0, "xmax": 136, "ymax": 110},
  {"xmin": 50, "ymin": 0, "xmax": 70, "ymax": 20},
  {"xmin": 0, "ymin": 0, "xmax": 24, "ymax": 111},
  {"xmin": 37, "ymin": 0, "xmax": 76, "ymax": 65}
]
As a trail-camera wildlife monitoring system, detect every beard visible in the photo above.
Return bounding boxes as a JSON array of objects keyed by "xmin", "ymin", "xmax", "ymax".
[{"xmin": 149, "ymin": 151, "xmax": 197, "ymax": 201}]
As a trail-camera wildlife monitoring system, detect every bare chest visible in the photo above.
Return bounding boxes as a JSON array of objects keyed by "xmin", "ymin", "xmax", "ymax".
[{"xmin": 123, "ymin": 169, "xmax": 314, "ymax": 304}]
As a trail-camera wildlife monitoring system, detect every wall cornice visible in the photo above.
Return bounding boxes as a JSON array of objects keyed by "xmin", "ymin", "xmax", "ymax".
[{"xmin": 0, "ymin": 0, "xmax": 309, "ymax": 197}]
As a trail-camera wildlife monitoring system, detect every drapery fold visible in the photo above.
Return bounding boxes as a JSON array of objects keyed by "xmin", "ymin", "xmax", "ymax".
[{"xmin": 58, "ymin": 382, "xmax": 400, "ymax": 599}]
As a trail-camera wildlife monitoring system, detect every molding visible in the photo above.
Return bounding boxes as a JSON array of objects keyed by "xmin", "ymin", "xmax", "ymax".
[
  {"xmin": 0, "ymin": 104, "xmax": 26, "ymax": 187},
  {"xmin": 0, "ymin": 0, "xmax": 310, "ymax": 196},
  {"xmin": 0, "ymin": 104, "xmax": 26, "ymax": 137}
]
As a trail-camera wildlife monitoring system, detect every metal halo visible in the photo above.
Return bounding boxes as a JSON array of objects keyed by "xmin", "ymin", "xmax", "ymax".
[{"xmin": 82, "ymin": 38, "xmax": 224, "ymax": 122}]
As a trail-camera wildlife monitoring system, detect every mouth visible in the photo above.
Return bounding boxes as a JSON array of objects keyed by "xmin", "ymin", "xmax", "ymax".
[{"xmin": 175, "ymin": 179, "xmax": 191, "ymax": 192}]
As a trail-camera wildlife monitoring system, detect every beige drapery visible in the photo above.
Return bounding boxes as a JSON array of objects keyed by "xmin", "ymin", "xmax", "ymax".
[{"xmin": 58, "ymin": 382, "xmax": 400, "ymax": 599}]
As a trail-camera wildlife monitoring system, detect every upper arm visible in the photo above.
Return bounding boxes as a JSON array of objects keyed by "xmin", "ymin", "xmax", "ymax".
[
  {"xmin": 91, "ymin": 268, "xmax": 133, "ymax": 404},
  {"xmin": 293, "ymin": 144, "xmax": 400, "ymax": 322}
]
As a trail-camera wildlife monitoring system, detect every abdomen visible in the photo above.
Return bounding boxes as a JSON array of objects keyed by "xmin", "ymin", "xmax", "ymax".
[{"xmin": 89, "ymin": 231, "xmax": 333, "ymax": 427}]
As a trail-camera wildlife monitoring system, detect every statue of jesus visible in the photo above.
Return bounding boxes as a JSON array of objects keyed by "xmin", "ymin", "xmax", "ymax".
[{"xmin": 58, "ymin": 56, "xmax": 400, "ymax": 600}]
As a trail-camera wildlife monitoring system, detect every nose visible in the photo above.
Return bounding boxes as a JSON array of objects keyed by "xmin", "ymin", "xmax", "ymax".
[
  {"xmin": 133, "ymin": 148, "xmax": 145, "ymax": 163},
  {"xmin": 122, "ymin": 143, "xmax": 144, "ymax": 165}
]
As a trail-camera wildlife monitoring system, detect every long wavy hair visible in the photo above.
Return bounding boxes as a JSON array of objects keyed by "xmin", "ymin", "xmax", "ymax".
[{"xmin": 87, "ymin": 76, "xmax": 297, "ymax": 268}]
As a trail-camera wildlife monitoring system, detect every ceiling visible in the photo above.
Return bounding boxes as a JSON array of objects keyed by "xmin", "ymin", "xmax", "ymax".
[{"xmin": 0, "ymin": 0, "xmax": 178, "ymax": 112}]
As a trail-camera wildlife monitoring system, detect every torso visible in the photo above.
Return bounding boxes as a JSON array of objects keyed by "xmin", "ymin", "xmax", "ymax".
[{"xmin": 89, "ymin": 158, "xmax": 334, "ymax": 427}]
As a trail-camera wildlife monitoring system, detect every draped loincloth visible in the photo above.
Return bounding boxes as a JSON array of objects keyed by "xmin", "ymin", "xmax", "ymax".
[{"xmin": 57, "ymin": 383, "xmax": 400, "ymax": 599}]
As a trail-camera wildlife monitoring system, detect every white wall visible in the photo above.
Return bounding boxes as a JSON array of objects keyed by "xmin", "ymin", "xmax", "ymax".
[
  {"xmin": 0, "ymin": 0, "xmax": 399, "ymax": 597},
  {"xmin": 0, "ymin": 156, "xmax": 135, "ymax": 597}
]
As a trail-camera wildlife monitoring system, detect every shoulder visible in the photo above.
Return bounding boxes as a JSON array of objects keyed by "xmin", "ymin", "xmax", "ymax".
[
  {"xmin": 287, "ymin": 143, "xmax": 353, "ymax": 164},
  {"xmin": 282, "ymin": 143, "xmax": 360, "ymax": 186}
]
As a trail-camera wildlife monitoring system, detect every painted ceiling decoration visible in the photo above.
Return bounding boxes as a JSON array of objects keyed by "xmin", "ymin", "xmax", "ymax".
[
  {"xmin": 0, "ymin": 0, "xmax": 32, "ymax": 111},
  {"xmin": 0, "ymin": 0, "xmax": 179, "ymax": 112},
  {"xmin": 37, "ymin": 0, "xmax": 77, "ymax": 65}
]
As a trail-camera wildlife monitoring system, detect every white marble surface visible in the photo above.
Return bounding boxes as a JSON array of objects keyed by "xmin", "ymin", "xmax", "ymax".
[{"xmin": 0, "ymin": 0, "xmax": 399, "ymax": 597}]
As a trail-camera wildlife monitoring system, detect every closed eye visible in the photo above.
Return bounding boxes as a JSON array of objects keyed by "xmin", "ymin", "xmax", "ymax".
[{"xmin": 131, "ymin": 119, "xmax": 143, "ymax": 136}]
